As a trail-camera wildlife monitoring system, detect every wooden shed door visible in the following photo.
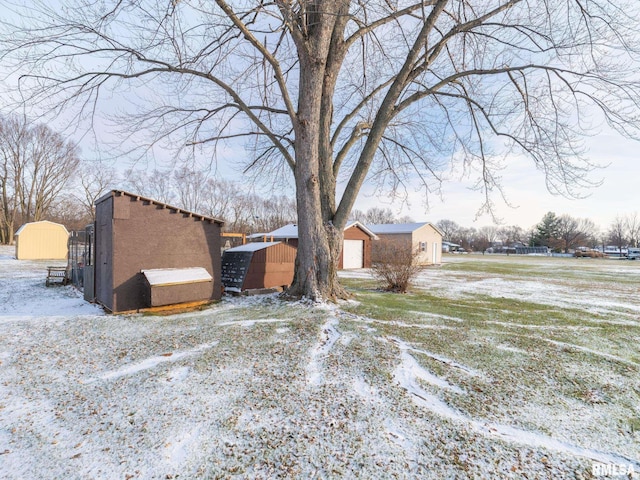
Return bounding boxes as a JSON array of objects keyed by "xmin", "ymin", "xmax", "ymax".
[{"xmin": 343, "ymin": 240, "xmax": 364, "ymax": 269}]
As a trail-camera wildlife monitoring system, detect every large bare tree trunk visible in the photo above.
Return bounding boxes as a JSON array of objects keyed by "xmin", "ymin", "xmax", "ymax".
[
  {"xmin": 286, "ymin": 1, "xmax": 350, "ymax": 301},
  {"xmin": 287, "ymin": 53, "xmax": 335, "ymax": 300}
]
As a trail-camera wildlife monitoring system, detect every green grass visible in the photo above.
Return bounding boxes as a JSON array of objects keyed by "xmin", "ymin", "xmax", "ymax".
[
  {"xmin": 342, "ymin": 278, "xmax": 584, "ymax": 326},
  {"xmin": 339, "ymin": 255, "xmax": 640, "ymax": 438}
]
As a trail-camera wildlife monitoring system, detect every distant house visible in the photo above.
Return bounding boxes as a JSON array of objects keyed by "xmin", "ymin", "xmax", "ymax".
[
  {"xmin": 221, "ymin": 241, "xmax": 297, "ymax": 292},
  {"xmin": 265, "ymin": 221, "xmax": 378, "ymax": 269},
  {"xmin": 368, "ymin": 222, "xmax": 443, "ymax": 265},
  {"xmin": 93, "ymin": 190, "xmax": 224, "ymax": 313},
  {"xmin": 15, "ymin": 220, "xmax": 69, "ymax": 260}
]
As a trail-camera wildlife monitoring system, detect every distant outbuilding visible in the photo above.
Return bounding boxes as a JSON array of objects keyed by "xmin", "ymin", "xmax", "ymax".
[
  {"xmin": 221, "ymin": 241, "xmax": 296, "ymax": 292},
  {"xmin": 93, "ymin": 190, "xmax": 224, "ymax": 313},
  {"xmin": 15, "ymin": 220, "xmax": 69, "ymax": 260},
  {"xmin": 368, "ymin": 222, "xmax": 443, "ymax": 265},
  {"xmin": 265, "ymin": 221, "xmax": 377, "ymax": 269}
]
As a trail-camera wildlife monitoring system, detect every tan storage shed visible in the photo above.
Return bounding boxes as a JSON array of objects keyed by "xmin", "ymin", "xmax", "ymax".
[
  {"xmin": 369, "ymin": 222, "xmax": 443, "ymax": 265},
  {"xmin": 15, "ymin": 221, "xmax": 69, "ymax": 260}
]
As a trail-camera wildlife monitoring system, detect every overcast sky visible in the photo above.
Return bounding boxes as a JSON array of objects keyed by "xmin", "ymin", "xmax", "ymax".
[
  {"xmin": 65, "ymin": 118, "xmax": 635, "ymax": 233},
  {"xmin": 1, "ymin": 1, "xmax": 637, "ymax": 234},
  {"xmin": 351, "ymin": 128, "xmax": 637, "ymax": 232}
]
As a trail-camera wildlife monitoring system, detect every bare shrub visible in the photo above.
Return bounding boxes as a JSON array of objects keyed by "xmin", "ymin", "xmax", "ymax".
[{"xmin": 370, "ymin": 239, "xmax": 424, "ymax": 293}]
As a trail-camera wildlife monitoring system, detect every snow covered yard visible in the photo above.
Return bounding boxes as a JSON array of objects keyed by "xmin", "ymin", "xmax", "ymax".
[{"xmin": 1, "ymin": 246, "xmax": 639, "ymax": 479}]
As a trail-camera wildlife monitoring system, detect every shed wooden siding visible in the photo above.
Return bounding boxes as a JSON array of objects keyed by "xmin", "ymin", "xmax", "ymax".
[
  {"xmin": 15, "ymin": 221, "xmax": 69, "ymax": 260},
  {"xmin": 145, "ymin": 281, "xmax": 213, "ymax": 308},
  {"xmin": 241, "ymin": 243, "xmax": 297, "ymax": 290},
  {"xmin": 339, "ymin": 224, "xmax": 373, "ymax": 269},
  {"xmin": 94, "ymin": 192, "xmax": 223, "ymax": 313},
  {"xmin": 230, "ymin": 243, "xmax": 297, "ymax": 290}
]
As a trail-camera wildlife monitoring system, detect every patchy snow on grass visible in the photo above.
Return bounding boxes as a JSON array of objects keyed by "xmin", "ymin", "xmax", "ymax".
[
  {"xmin": 218, "ymin": 317, "xmax": 291, "ymax": 328},
  {"xmin": 2, "ymin": 246, "xmax": 639, "ymax": 479},
  {"xmin": 396, "ymin": 349, "xmax": 466, "ymax": 395},
  {"xmin": 306, "ymin": 317, "xmax": 341, "ymax": 386},
  {"xmin": 391, "ymin": 337, "xmax": 486, "ymax": 379},
  {"xmin": 545, "ymin": 339, "xmax": 640, "ymax": 368},
  {"xmin": 163, "ymin": 425, "xmax": 202, "ymax": 466},
  {"xmin": 493, "ymin": 343, "xmax": 530, "ymax": 355},
  {"xmin": 393, "ymin": 350, "xmax": 466, "ymax": 419},
  {"xmin": 91, "ymin": 342, "xmax": 216, "ymax": 382},
  {"xmin": 393, "ymin": 340, "xmax": 640, "ymax": 470}
]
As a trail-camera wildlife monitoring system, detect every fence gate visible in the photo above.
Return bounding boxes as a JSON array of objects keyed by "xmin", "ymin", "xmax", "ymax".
[{"xmin": 67, "ymin": 224, "xmax": 95, "ymax": 302}]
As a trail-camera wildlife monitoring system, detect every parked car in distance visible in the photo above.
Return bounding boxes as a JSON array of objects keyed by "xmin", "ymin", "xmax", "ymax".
[{"xmin": 628, "ymin": 247, "xmax": 640, "ymax": 260}]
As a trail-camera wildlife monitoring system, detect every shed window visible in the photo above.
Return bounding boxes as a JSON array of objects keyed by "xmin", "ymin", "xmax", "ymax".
[{"xmin": 420, "ymin": 242, "xmax": 427, "ymax": 252}]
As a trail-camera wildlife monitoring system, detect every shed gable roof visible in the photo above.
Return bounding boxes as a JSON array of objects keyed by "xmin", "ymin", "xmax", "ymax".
[
  {"xmin": 344, "ymin": 221, "xmax": 378, "ymax": 239},
  {"xmin": 95, "ymin": 190, "xmax": 225, "ymax": 224},
  {"xmin": 368, "ymin": 222, "xmax": 427, "ymax": 234},
  {"xmin": 225, "ymin": 241, "xmax": 282, "ymax": 253},
  {"xmin": 368, "ymin": 222, "xmax": 444, "ymax": 236},
  {"xmin": 15, "ymin": 220, "xmax": 69, "ymax": 236}
]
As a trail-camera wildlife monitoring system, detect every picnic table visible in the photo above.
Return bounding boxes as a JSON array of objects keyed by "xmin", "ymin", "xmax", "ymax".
[{"xmin": 46, "ymin": 266, "xmax": 69, "ymax": 287}]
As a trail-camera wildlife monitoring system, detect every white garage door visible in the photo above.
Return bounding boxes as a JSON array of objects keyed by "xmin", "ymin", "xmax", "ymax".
[{"xmin": 343, "ymin": 240, "xmax": 364, "ymax": 269}]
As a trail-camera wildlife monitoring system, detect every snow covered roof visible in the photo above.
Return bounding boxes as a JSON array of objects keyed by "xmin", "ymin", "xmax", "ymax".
[
  {"xmin": 225, "ymin": 242, "xmax": 282, "ymax": 253},
  {"xmin": 367, "ymin": 222, "xmax": 444, "ymax": 236},
  {"xmin": 368, "ymin": 222, "xmax": 428, "ymax": 234},
  {"xmin": 268, "ymin": 224, "xmax": 300, "ymax": 238},
  {"xmin": 267, "ymin": 222, "xmax": 377, "ymax": 239},
  {"xmin": 141, "ymin": 267, "xmax": 213, "ymax": 287},
  {"xmin": 15, "ymin": 220, "xmax": 69, "ymax": 236}
]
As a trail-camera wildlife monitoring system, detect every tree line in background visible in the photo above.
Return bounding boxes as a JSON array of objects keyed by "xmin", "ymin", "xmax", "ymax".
[
  {"xmin": 1, "ymin": 114, "xmax": 638, "ymax": 251},
  {"xmin": 437, "ymin": 212, "xmax": 640, "ymax": 253},
  {"xmin": 0, "ymin": 115, "xmax": 298, "ymax": 243},
  {"xmin": 74, "ymin": 165, "xmax": 297, "ymax": 237},
  {"xmin": 0, "ymin": 115, "xmax": 80, "ymax": 244}
]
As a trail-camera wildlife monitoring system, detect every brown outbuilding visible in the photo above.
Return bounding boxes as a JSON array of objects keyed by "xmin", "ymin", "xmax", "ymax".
[
  {"xmin": 93, "ymin": 190, "xmax": 224, "ymax": 313},
  {"xmin": 264, "ymin": 221, "xmax": 377, "ymax": 269},
  {"xmin": 221, "ymin": 241, "xmax": 296, "ymax": 293}
]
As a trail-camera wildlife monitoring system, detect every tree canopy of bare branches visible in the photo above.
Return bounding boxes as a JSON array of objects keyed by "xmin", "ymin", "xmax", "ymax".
[
  {"xmin": 350, "ymin": 207, "xmax": 414, "ymax": 225},
  {"xmin": 607, "ymin": 216, "xmax": 628, "ymax": 253},
  {"xmin": 121, "ymin": 167, "xmax": 296, "ymax": 234},
  {"xmin": 0, "ymin": 115, "xmax": 80, "ymax": 244},
  {"xmin": 2, "ymin": 1, "xmax": 640, "ymax": 298}
]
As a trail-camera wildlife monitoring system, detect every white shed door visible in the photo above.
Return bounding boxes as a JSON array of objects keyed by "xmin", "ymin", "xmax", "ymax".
[{"xmin": 343, "ymin": 240, "xmax": 364, "ymax": 269}]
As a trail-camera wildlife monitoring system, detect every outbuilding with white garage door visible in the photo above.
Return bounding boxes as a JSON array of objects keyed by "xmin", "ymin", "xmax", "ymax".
[{"xmin": 262, "ymin": 221, "xmax": 377, "ymax": 269}]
